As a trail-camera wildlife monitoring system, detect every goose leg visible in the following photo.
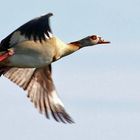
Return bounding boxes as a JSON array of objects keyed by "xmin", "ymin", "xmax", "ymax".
[{"xmin": 0, "ymin": 49, "xmax": 15, "ymax": 62}]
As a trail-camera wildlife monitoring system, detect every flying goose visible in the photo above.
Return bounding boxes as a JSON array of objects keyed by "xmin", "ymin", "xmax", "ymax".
[{"xmin": 0, "ymin": 13, "xmax": 110, "ymax": 123}]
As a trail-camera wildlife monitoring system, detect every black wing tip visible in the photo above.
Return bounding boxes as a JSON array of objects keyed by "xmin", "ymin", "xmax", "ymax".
[
  {"xmin": 41, "ymin": 12, "xmax": 53, "ymax": 18},
  {"xmin": 52, "ymin": 111, "xmax": 75, "ymax": 124},
  {"xmin": 42, "ymin": 111, "xmax": 75, "ymax": 124},
  {"xmin": 47, "ymin": 12, "xmax": 53, "ymax": 17},
  {"xmin": 38, "ymin": 104, "xmax": 75, "ymax": 124},
  {"xmin": 47, "ymin": 104, "xmax": 75, "ymax": 124}
]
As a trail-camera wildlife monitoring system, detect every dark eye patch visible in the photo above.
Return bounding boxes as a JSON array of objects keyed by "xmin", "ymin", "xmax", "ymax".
[{"xmin": 91, "ymin": 35, "xmax": 97, "ymax": 40}]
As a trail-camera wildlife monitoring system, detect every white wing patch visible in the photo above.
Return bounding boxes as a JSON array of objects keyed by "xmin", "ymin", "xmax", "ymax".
[
  {"xmin": 44, "ymin": 33, "xmax": 49, "ymax": 39},
  {"xmin": 44, "ymin": 31, "xmax": 53, "ymax": 40},
  {"xmin": 10, "ymin": 31, "xmax": 27, "ymax": 46},
  {"xmin": 50, "ymin": 90, "xmax": 64, "ymax": 107},
  {"xmin": 48, "ymin": 31, "xmax": 53, "ymax": 38}
]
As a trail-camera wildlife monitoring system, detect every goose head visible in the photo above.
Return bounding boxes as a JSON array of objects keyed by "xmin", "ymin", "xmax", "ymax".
[{"xmin": 79, "ymin": 35, "xmax": 110, "ymax": 47}]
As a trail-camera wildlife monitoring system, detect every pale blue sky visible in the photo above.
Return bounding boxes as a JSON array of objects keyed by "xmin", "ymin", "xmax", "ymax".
[{"xmin": 0, "ymin": 0, "xmax": 140, "ymax": 140}]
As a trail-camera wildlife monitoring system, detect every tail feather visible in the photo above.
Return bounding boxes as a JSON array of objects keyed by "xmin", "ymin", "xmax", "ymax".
[{"xmin": 1, "ymin": 66, "xmax": 74, "ymax": 123}]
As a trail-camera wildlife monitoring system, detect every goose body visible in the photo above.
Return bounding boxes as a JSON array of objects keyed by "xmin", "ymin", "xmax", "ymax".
[
  {"xmin": 5, "ymin": 37, "xmax": 56, "ymax": 67},
  {"xmin": 0, "ymin": 13, "xmax": 110, "ymax": 123}
]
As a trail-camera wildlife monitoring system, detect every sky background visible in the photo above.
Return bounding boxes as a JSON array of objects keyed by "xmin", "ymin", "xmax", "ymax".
[{"xmin": 0, "ymin": 0, "xmax": 140, "ymax": 140}]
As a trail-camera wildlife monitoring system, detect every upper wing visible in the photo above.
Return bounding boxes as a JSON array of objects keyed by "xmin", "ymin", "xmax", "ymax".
[
  {"xmin": 3, "ymin": 65, "xmax": 74, "ymax": 123},
  {"xmin": 0, "ymin": 13, "xmax": 53, "ymax": 52}
]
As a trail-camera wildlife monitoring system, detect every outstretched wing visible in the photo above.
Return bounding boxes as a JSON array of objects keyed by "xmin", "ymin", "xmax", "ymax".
[
  {"xmin": 3, "ymin": 65, "xmax": 74, "ymax": 123},
  {"xmin": 0, "ymin": 13, "xmax": 53, "ymax": 52}
]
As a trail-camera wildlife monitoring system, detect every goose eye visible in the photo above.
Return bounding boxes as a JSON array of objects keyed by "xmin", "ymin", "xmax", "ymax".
[{"xmin": 91, "ymin": 35, "xmax": 97, "ymax": 40}]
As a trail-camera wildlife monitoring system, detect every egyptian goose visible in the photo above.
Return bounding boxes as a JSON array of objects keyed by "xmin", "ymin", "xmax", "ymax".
[{"xmin": 0, "ymin": 13, "xmax": 110, "ymax": 123}]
